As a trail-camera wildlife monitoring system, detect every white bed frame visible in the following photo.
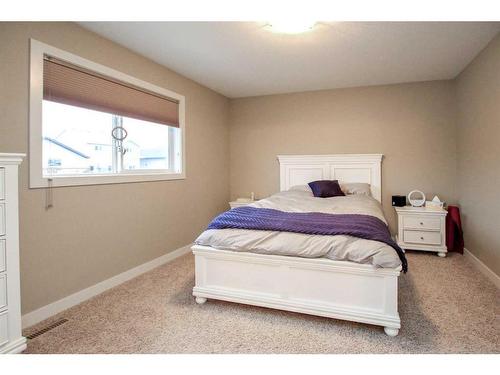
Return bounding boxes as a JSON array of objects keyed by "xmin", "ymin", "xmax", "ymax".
[{"xmin": 192, "ymin": 154, "xmax": 402, "ymax": 336}]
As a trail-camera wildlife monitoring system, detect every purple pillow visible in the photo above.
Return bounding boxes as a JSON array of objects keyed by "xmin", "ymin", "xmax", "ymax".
[{"xmin": 308, "ymin": 180, "xmax": 345, "ymax": 198}]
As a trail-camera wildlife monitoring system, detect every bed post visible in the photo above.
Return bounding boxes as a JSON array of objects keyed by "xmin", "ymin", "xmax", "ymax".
[
  {"xmin": 384, "ymin": 327, "xmax": 399, "ymax": 337},
  {"xmin": 195, "ymin": 297, "xmax": 207, "ymax": 304}
]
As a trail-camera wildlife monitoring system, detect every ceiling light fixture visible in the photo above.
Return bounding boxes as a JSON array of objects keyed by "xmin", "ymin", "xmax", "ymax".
[{"xmin": 267, "ymin": 20, "xmax": 317, "ymax": 34}]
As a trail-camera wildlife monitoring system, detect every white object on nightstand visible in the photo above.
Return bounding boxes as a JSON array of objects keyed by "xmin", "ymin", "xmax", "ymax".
[
  {"xmin": 426, "ymin": 195, "xmax": 445, "ymax": 210},
  {"xmin": 0, "ymin": 153, "xmax": 26, "ymax": 354},
  {"xmin": 229, "ymin": 198, "xmax": 257, "ymax": 209},
  {"xmin": 407, "ymin": 190, "xmax": 426, "ymax": 207},
  {"xmin": 395, "ymin": 206, "xmax": 448, "ymax": 257}
]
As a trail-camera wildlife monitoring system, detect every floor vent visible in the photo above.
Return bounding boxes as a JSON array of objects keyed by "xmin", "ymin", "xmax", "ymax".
[{"xmin": 26, "ymin": 318, "xmax": 69, "ymax": 340}]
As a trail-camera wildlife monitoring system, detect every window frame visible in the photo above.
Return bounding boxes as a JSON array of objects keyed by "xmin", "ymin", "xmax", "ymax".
[{"xmin": 29, "ymin": 39, "xmax": 186, "ymax": 188}]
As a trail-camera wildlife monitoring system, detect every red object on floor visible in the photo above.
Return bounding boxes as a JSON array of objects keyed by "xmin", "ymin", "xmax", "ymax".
[{"xmin": 446, "ymin": 205, "xmax": 464, "ymax": 254}]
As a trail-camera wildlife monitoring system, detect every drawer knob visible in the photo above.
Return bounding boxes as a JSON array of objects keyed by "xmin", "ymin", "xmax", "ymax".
[
  {"xmin": 420, "ymin": 222, "xmax": 424, "ymax": 225},
  {"xmin": 420, "ymin": 236, "xmax": 424, "ymax": 240}
]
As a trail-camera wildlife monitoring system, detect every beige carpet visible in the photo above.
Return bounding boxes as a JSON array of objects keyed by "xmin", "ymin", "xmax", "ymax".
[{"xmin": 24, "ymin": 251, "xmax": 499, "ymax": 353}]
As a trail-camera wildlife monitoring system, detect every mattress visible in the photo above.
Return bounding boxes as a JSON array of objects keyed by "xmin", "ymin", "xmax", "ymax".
[{"xmin": 195, "ymin": 189, "xmax": 402, "ymax": 269}]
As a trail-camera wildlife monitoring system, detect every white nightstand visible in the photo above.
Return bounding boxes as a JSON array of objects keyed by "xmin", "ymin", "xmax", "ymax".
[
  {"xmin": 395, "ymin": 206, "xmax": 448, "ymax": 257},
  {"xmin": 229, "ymin": 199, "xmax": 257, "ymax": 209}
]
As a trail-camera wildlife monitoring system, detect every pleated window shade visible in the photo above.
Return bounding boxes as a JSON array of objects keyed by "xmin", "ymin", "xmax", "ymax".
[{"xmin": 43, "ymin": 57, "xmax": 180, "ymax": 127}]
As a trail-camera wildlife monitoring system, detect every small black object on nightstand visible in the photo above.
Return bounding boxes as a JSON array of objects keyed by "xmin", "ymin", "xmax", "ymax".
[{"xmin": 392, "ymin": 195, "xmax": 406, "ymax": 207}]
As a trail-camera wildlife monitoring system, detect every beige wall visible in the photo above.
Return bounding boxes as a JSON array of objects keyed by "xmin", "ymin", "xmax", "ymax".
[
  {"xmin": 456, "ymin": 34, "xmax": 500, "ymax": 276},
  {"xmin": 1, "ymin": 22, "xmax": 497, "ymax": 315},
  {"xmin": 229, "ymin": 81, "xmax": 458, "ymax": 232},
  {"xmin": 0, "ymin": 22, "xmax": 230, "ymax": 314}
]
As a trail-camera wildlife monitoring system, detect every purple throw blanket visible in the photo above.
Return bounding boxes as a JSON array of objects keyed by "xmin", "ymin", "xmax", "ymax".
[{"xmin": 207, "ymin": 206, "xmax": 407, "ymax": 272}]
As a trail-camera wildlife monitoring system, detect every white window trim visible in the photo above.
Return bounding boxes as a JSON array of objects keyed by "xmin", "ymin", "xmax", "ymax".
[{"xmin": 29, "ymin": 39, "xmax": 186, "ymax": 188}]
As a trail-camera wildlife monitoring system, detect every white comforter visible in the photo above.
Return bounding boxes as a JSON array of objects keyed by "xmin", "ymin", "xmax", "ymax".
[{"xmin": 195, "ymin": 190, "xmax": 402, "ymax": 269}]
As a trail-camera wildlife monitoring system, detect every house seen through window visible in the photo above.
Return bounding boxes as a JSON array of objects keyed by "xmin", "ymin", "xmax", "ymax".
[{"xmin": 42, "ymin": 101, "xmax": 176, "ymax": 177}]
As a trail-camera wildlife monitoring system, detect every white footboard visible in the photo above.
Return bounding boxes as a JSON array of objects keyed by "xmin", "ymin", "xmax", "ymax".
[{"xmin": 192, "ymin": 245, "xmax": 401, "ymax": 336}]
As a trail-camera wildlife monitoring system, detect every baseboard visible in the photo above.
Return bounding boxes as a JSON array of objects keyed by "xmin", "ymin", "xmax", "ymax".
[
  {"xmin": 22, "ymin": 244, "xmax": 192, "ymax": 329},
  {"xmin": 464, "ymin": 248, "xmax": 500, "ymax": 289}
]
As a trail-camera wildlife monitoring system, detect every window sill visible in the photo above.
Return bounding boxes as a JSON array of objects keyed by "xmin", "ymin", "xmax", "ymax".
[{"xmin": 29, "ymin": 171, "xmax": 186, "ymax": 188}]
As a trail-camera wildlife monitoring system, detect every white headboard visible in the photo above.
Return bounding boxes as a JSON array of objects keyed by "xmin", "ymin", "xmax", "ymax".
[{"xmin": 277, "ymin": 154, "xmax": 383, "ymax": 203}]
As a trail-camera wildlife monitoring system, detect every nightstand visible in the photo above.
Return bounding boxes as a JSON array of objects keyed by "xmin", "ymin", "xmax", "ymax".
[
  {"xmin": 229, "ymin": 199, "xmax": 257, "ymax": 209},
  {"xmin": 395, "ymin": 206, "xmax": 448, "ymax": 257}
]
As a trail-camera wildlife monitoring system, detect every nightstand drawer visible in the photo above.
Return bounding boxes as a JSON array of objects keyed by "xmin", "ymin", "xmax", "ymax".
[
  {"xmin": 0, "ymin": 203, "xmax": 4, "ymax": 236},
  {"xmin": 0, "ymin": 168, "xmax": 4, "ymax": 200},
  {"xmin": 403, "ymin": 216, "xmax": 441, "ymax": 230},
  {"xmin": 0, "ymin": 239, "xmax": 5, "ymax": 273},
  {"xmin": 403, "ymin": 230, "xmax": 442, "ymax": 245},
  {"xmin": 0, "ymin": 274, "xmax": 6, "ymax": 310},
  {"xmin": 0, "ymin": 311, "xmax": 8, "ymax": 346}
]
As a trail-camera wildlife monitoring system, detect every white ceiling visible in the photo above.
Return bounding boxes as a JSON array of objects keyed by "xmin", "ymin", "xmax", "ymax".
[{"xmin": 79, "ymin": 22, "xmax": 499, "ymax": 98}]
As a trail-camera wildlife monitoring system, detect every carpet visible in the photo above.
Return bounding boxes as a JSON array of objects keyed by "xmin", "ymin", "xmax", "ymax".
[{"xmin": 23, "ymin": 251, "xmax": 500, "ymax": 353}]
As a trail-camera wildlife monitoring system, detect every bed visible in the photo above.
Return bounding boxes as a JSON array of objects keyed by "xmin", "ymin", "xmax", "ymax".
[{"xmin": 192, "ymin": 154, "xmax": 403, "ymax": 336}]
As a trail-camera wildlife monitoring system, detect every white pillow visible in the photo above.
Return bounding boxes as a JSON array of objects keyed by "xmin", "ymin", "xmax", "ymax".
[
  {"xmin": 340, "ymin": 183, "xmax": 372, "ymax": 196},
  {"xmin": 288, "ymin": 185, "xmax": 312, "ymax": 192}
]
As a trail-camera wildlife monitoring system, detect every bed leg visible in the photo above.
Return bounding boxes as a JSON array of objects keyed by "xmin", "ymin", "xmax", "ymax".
[
  {"xmin": 384, "ymin": 327, "xmax": 399, "ymax": 337},
  {"xmin": 195, "ymin": 297, "xmax": 207, "ymax": 305}
]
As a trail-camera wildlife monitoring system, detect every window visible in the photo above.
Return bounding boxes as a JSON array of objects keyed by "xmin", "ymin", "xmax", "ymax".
[{"xmin": 29, "ymin": 39, "xmax": 185, "ymax": 188}]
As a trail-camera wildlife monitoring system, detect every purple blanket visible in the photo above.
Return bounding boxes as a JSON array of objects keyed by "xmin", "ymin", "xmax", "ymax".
[{"xmin": 207, "ymin": 206, "xmax": 407, "ymax": 272}]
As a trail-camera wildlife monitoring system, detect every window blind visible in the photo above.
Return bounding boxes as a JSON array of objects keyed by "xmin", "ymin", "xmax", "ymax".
[{"xmin": 43, "ymin": 56, "xmax": 180, "ymax": 127}]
